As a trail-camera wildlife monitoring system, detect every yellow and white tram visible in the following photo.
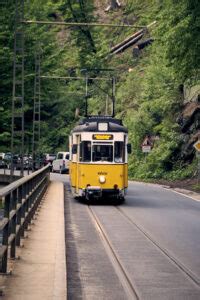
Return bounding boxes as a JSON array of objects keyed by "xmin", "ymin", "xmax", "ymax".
[{"xmin": 69, "ymin": 116, "xmax": 131, "ymax": 201}]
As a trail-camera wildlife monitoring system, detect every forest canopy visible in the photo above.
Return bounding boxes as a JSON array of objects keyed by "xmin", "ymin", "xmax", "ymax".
[{"xmin": 0, "ymin": 0, "xmax": 199, "ymax": 180}]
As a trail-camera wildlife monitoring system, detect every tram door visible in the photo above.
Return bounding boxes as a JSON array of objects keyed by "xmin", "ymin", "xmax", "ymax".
[{"xmin": 75, "ymin": 135, "xmax": 81, "ymax": 194}]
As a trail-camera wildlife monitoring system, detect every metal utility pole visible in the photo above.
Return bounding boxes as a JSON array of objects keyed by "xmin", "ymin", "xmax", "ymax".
[
  {"xmin": 112, "ymin": 77, "xmax": 116, "ymax": 117},
  {"xmin": 105, "ymin": 95, "xmax": 109, "ymax": 115},
  {"xmin": 32, "ymin": 51, "xmax": 41, "ymax": 171},
  {"xmin": 11, "ymin": 0, "xmax": 25, "ymax": 177},
  {"xmin": 85, "ymin": 74, "xmax": 88, "ymax": 117}
]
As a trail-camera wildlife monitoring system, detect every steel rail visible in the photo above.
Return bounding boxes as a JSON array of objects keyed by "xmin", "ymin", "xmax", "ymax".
[
  {"xmin": 22, "ymin": 20, "xmax": 146, "ymax": 28},
  {"xmin": 116, "ymin": 207, "xmax": 200, "ymax": 287},
  {"xmin": 0, "ymin": 165, "xmax": 50, "ymax": 273},
  {"xmin": 87, "ymin": 205, "xmax": 139, "ymax": 300}
]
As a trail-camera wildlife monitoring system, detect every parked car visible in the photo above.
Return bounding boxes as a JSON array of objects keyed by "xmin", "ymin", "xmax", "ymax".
[
  {"xmin": 52, "ymin": 152, "xmax": 69, "ymax": 174},
  {"xmin": 32, "ymin": 154, "xmax": 45, "ymax": 170},
  {"xmin": 0, "ymin": 153, "xmax": 5, "ymax": 160},
  {"xmin": 4, "ymin": 152, "xmax": 12, "ymax": 168},
  {"xmin": 13, "ymin": 154, "xmax": 21, "ymax": 170},
  {"xmin": 0, "ymin": 153, "xmax": 6, "ymax": 168},
  {"xmin": 23, "ymin": 155, "xmax": 32, "ymax": 170},
  {"xmin": 2, "ymin": 153, "xmax": 32, "ymax": 170},
  {"xmin": 44, "ymin": 153, "xmax": 56, "ymax": 171}
]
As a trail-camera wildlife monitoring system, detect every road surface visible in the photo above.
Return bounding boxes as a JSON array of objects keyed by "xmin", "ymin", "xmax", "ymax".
[{"xmin": 50, "ymin": 174, "xmax": 200, "ymax": 299}]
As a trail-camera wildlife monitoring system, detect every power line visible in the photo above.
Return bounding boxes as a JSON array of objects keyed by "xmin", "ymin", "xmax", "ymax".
[
  {"xmin": 22, "ymin": 20, "xmax": 147, "ymax": 28},
  {"xmin": 40, "ymin": 75, "xmax": 112, "ymax": 81}
]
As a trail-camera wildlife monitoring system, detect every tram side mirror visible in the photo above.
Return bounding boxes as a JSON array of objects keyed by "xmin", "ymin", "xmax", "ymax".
[
  {"xmin": 72, "ymin": 144, "xmax": 77, "ymax": 154},
  {"xmin": 127, "ymin": 143, "xmax": 132, "ymax": 154}
]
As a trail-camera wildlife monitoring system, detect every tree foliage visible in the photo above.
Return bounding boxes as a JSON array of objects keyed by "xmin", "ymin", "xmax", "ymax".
[
  {"xmin": 116, "ymin": 0, "xmax": 200, "ymax": 179},
  {"xmin": 0, "ymin": 0, "xmax": 199, "ymax": 179}
]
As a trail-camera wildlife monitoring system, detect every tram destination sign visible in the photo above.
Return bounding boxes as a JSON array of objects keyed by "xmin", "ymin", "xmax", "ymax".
[{"xmin": 93, "ymin": 134, "xmax": 113, "ymax": 140}]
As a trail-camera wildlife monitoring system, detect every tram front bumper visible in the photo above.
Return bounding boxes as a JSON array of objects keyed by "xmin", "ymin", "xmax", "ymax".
[
  {"xmin": 84, "ymin": 186, "xmax": 125, "ymax": 200},
  {"xmin": 85, "ymin": 186, "xmax": 102, "ymax": 200}
]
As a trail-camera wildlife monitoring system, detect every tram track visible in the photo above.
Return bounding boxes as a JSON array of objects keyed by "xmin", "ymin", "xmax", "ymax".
[
  {"xmin": 116, "ymin": 206, "xmax": 200, "ymax": 288},
  {"xmin": 65, "ymin": 181, "xmax": 200, "ymax": 299},
  {"xmin": 87, "ymin": 205, "xmax": 140, "ymax": 300},
  {"xmin": 88, "ymin": 202, "xmax": 200, "ymax": 299}
]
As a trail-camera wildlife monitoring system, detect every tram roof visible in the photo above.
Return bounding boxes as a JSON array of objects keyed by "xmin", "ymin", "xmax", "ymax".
[{"xmin": 71, "ymin": 116, "xmax": 128, "ymax": 133}]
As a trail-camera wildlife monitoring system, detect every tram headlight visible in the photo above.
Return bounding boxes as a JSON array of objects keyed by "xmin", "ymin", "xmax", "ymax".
[{"xmin": 99, "ymin": 175, "xmax": 106, "ymax": 184}]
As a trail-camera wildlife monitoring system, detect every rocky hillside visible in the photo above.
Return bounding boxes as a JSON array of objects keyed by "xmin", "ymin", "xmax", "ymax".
[{"xmin": 92, "ymin": 0, "xmax": 200, "ymax": 180}]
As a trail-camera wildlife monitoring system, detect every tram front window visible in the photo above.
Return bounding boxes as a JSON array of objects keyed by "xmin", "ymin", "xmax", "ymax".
[
  {"xmin": 80, "ymin": 141, "xmax": 91, "ymax": 162},
  {"xmin": 92, "ymin": 145, "xmax": 113, "ymax": 162}
]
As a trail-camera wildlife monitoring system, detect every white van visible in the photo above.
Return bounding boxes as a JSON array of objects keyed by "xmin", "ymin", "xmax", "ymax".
[{"xmin": 52, "ymin": 152, "xmax": 69, "ymax": 174}]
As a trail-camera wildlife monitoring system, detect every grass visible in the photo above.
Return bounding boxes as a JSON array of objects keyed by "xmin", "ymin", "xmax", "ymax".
[{"xmin": 192, "ymin": 183, "xmax": 200, "ymax": 192}]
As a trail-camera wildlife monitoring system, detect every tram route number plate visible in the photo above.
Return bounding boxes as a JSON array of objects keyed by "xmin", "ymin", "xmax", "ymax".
[{"xmin": 93, "ymin": 134, "xmax": 113, "ymax": 140}]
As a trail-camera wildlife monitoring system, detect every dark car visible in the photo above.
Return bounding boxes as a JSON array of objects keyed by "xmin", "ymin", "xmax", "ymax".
[
  {"xmin": 0, "ymin": 153, "xmax": 6, "ymax": 168},
  {"xmin": 44, "ymin": 154, "xmax": 56, "ymax": 171},
  {"xmin": 4, "ymin": 152, "xmax": 12, "ymax": 168},
  {"xmin": 32, "ymin": 154, "xmax": 46, "ymax": 171},
  {"xmin": 23, "ymin": 155, "xmax": 33, "ymax": 170},
  {"xmin": 13, "ymin": 155, "xmax": 21, "ymax": 170}
]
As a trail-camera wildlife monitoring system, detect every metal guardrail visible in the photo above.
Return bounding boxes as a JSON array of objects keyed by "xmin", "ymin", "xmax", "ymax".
[{"xmin": 0, "ymin": 165, "xmax": 50, "ymax": 273}]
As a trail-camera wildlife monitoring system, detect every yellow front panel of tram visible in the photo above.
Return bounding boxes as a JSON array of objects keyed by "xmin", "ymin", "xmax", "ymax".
[{"xmin": 70, "ymin": 162, "xmax": 128, "ymax": 190}]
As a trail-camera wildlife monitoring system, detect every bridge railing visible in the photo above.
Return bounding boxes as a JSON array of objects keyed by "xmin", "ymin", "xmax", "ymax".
[{"xmin": 0, "ymin": 165, "xmax": 50, "ymax": 273}]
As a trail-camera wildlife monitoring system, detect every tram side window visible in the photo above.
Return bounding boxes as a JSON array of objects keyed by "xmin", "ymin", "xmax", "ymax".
[
  {"xmin": 92, "ymin": 145, "xmax": 113, "ymax": 162},
  {"xmin": 80, "ymin": 141, "xmax": 91, "ymax": 162},
  {"xmin": 114, "ymin": 142, "xmax": 124, "ymax": 163}
]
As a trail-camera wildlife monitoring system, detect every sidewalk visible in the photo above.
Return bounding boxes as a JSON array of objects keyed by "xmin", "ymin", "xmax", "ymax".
[{"xmin": 0, "ymin": 181, "xmax": 66, "ymax": 300}]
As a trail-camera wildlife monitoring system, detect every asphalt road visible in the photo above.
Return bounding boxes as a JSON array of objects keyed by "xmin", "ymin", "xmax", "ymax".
[
  {"xmin": 124, "ymin": 181, "xmax": 200, "ymax": 281},
  {"xmin": 52, "ymin": 174, "xmax": 200, "ymax": 299}
]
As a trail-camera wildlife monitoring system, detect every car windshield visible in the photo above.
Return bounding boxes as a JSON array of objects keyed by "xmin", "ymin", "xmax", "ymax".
[
  {"xmin": 57, "ymin": 153, "xmax": 63, "ymax": 159},
  {"xmin": 92, "ymin": 144, "xmax": 113, "ymax": 162}
]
